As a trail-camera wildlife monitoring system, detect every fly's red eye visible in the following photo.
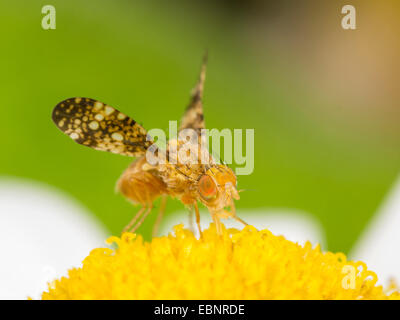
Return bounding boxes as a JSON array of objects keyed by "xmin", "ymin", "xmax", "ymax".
[{"xmin": 198, "ymin": 175, "xmax": 217, "ymax": 201}]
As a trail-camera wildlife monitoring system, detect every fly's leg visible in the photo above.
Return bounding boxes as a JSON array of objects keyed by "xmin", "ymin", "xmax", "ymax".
[
  {"xmin": 122, "ymin": 206, "xmax": 146, "ymax": 234},
  {"xmin": 152, "ymin": 195, "xmax": 168, "ymax": 237},
  {"xmin": 188, "ymin": 208, "xmax": 195, "ymax": 234},
  {"xmin": 215, "ymin": 201, "xmax": 249, "ymax": 230},
  {"xmin": 230, "ymin": 200, "xmax": 249, "ymax": 227},
  {"xmin": 211, "ymin": 214, "xmax": 223, "ymax": 235},
  {"xmin": 232, "ymin": 215, "xmax": 248, "ymax": 227},
  {"xmin": 130, "ymin": 204, "xmax": 153, "ymax": 233},
  {"xmin": 194, "ymin": 202, "xmax": 203, "ymax": 238}
]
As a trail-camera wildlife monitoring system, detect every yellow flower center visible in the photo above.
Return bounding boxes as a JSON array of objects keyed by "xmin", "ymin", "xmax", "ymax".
[{"xmin": 41, "ymin": 224, "xmax": 399, "ymax": 300}]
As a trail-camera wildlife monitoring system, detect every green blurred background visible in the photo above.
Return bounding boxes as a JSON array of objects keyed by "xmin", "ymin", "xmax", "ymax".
[{"xmin": 1, "ymin": 0, "xmax": 399, "ymax": 252}]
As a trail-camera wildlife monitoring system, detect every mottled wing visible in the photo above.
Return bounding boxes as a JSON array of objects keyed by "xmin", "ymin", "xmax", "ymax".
[
  {"xmin": 52, "ymin": 97, "xmax": 153, "ymax": 157},
  {"xmin": 178, "ymin": 53, "xmax": 207, "ymax": 132}
]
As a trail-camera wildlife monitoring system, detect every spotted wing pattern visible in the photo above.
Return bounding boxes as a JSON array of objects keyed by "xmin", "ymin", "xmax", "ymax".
[
  {"xmin": 52, "ymin": 97, "xmax": 153, "ymax": 157},
  {"xmin": 179, "ymin": 53, "xmax": 207, "ymax": 133}
]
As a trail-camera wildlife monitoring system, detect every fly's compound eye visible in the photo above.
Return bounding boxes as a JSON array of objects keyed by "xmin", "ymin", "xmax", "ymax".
[{"xmin": 198, "ymin": 175, "xmax": 218, "ymax": 201}]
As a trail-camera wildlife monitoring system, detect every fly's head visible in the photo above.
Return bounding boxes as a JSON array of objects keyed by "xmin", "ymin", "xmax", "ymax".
[{"xmin": 197, "ymin": 165, "xmax": 239, "ymax": 212}]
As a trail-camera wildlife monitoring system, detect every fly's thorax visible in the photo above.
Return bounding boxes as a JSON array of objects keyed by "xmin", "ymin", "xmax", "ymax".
[{"xmin": 166, "ymin": 137, "xmax": 214, "ymax": 167}]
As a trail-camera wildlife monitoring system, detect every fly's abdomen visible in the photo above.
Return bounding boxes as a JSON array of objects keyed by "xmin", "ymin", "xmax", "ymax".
[{"xmin": 116, "ymin": 158, "xmax": 167, "ymax": 205}]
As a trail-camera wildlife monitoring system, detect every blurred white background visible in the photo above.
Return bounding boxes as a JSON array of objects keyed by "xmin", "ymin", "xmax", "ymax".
[{"xmin": 0, "ymin": 178, "xmax": 107, "ymax": 299}]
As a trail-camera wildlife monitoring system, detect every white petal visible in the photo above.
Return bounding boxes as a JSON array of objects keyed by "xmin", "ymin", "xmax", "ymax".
[
  {"xmin": 0, "ymin": 178, "xmax": 107, "ymax": 300},
  {"xmin": 350, "ymin": 177, "xmax": 400, "ymax": 284}
]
